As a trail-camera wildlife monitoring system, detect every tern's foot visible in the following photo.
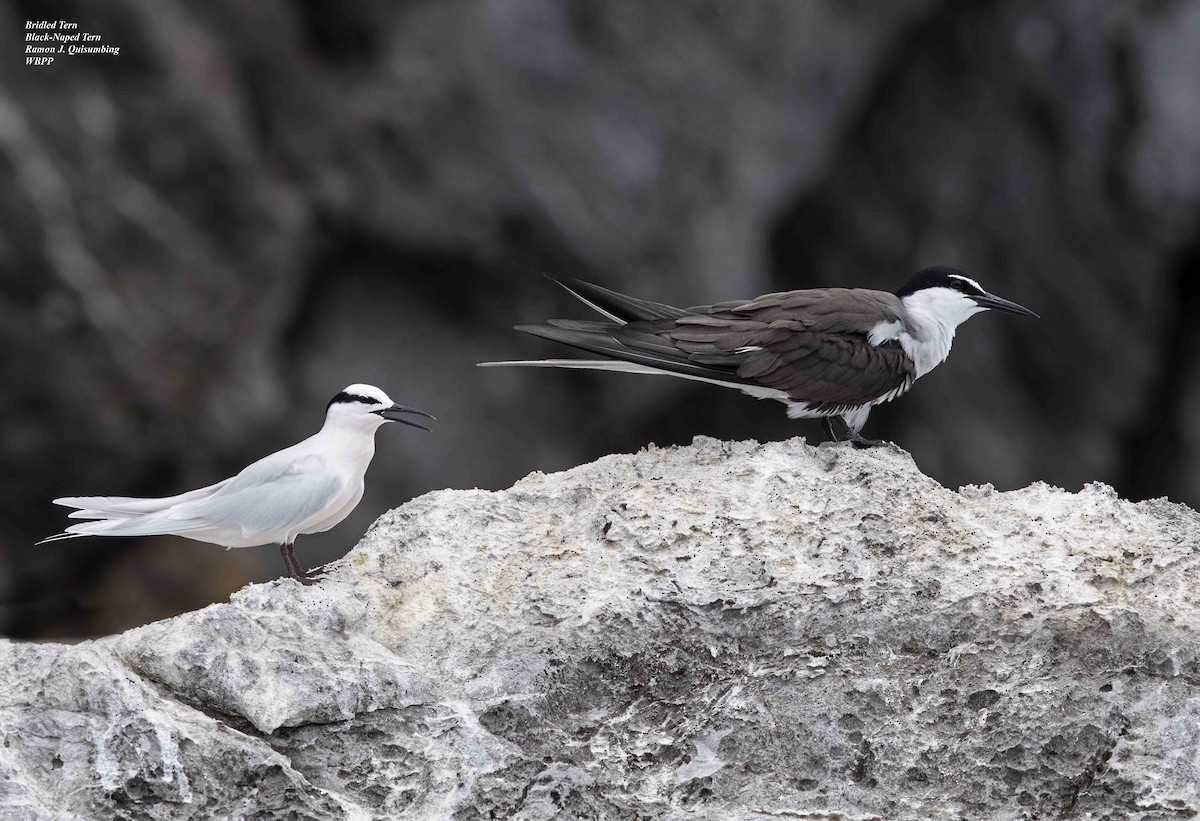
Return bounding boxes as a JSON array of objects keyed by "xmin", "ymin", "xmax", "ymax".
[
  {"xmin": 280, "ymin": 543, "xmax": 327, "ymax": 585},
  {"xmin": 823, "ymin": 417, "xmax": 888, "ymax": 448},
  {"xmin": 848, "ymin": 432, "xmax": 889, "ymax": 449},
  {"xmin": 285, "ymin": 564, "xmax": 328, "ymax": 585}
]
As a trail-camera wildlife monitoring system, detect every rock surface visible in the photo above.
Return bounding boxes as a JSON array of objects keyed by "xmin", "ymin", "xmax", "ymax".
[{"xmin": 3, "ymin": 436, "xmax": 1200, "ymax": 819}]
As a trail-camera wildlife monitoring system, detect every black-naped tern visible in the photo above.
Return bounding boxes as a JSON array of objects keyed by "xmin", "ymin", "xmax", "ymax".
[{"xmin": 41, "ymin": 384, "xmax": 433, "ymax": 584}]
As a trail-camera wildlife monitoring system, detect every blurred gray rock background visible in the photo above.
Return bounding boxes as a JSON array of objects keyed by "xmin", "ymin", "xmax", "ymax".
[{"xmin": 1, "ymin": 0, "xmax": 1198, "ymax": 637}]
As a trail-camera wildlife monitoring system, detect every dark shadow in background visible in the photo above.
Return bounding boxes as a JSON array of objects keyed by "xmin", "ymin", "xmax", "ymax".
[{"xmin": 1120, "ymin": 243, "xmax": 1200, "ymax": 502}]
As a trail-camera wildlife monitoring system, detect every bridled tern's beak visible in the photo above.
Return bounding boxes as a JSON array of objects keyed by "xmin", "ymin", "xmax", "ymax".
[
  {"xmin": 374, "ymin": 403, "xmax": 435, "ymax": 430},
  {"xmin": 972, "ymin": 292, "xmax": 1039, "ymax": 318}
]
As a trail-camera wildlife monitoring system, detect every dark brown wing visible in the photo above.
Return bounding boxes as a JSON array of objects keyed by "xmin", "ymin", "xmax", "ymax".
[
  {"xmin": 517, "ymin": 281, "xmax": 916, "ymax": 410},
  {"xmin": 667, "ymin": 289, "xmax": 917, "ymax": 411}
]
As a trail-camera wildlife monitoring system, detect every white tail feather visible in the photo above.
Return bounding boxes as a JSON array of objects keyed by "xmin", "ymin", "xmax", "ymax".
[
  {"xmin": 35, "ymin": 532, "xmax": 88, "ymax": 545},
  {"xmin": 54, "ymin": 481, "xmax": 229, "ymax": 519},
  {"xmin": 39, "ymin": 490, "xmax": 229, "ymax": 544},
  {"xmin": 54, "ymin": 514, "xmax": 211, "ymax": 540}
]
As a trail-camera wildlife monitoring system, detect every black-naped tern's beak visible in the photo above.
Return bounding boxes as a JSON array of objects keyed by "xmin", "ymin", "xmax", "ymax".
[
  {"xmin": 972, "ymin": 292, "xmax": 1039, "ymax": 318},
  {"xmin": 374, "ymin": 403, "xmax": 435, "ymax": 430}
]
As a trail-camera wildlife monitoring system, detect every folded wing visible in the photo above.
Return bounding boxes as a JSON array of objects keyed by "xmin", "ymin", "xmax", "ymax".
[{"xmin": 174, "ymin": 455, "xmax": 344, "ymax": 540}]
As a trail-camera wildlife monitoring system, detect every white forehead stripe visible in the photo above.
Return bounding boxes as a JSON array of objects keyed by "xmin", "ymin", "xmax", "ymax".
[{"xmin": 947, "ymin": 273, "xmax": 984, "ymax": 292}]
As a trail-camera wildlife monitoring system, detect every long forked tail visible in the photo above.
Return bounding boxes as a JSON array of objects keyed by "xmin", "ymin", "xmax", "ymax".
[
  {"xmin": 53, "ymin": 482, "xmax": 229, "ymax": 520},
  {"xmin": 479, "ymin": 276, "xmax": 789, "ymax": 402},
  {"xmin": 546, "ymin": 275, "xmax": 689, "ymax": 323},
  {"xmin": 36, "ymin": 531, "xmax": 88, "ymax": 544},
  {"xmin": 484, "ymin": 315, "xmax": 757, "ymax": 382},
  {"xmin": 37, "ymin": 518, "xmax": 120, "ymax": 544},
  {"xmin": 39, "ymin": 482, "xmax": 230, "ymax": 544},
  {"xmin": 55, "ymin": 495, "xmax": 168, "ymax": 520},
  {"xmin": 477, "ymin": 358, "xmax": 787, "ymax": 401},
  {"xmin": 38, "ymin": 522, "xmax": 128, "ymax": 545},
  {"xmin": 39, "ymin": 496, "xmax": 165, "ymax": 544},
  {"xmin": 37, "ymin": 512, "xmax": 211, "ymax": 545}
]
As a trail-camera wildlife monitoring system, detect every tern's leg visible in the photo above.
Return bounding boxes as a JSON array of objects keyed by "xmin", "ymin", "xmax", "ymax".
[
  {"xmin": 822, "ymin": 417, "xmax": 841, "ymax": 443},
  {"xmin": 288, "ymin": 542, "xmax": 330, "ymax": 581},
  {"xmin": 281, "ymin": 543, "xmax": 320, "ymax": 585},
  {"xmin": 279, "ymin": 543, "xmax": 302, "ymax": 580},
  {"xmin": 832, "ymin": 416, "xmax": 888, "ymax": 449}
]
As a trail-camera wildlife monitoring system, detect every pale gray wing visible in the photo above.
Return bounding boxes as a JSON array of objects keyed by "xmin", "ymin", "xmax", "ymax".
[{"xmin": 174, "ymin": 452, "xmax": 344, "ymax": 539}]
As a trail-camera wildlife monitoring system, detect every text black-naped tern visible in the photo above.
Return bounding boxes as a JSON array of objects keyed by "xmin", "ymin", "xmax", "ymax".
[
  {"xmin": 41, "ymin": 384, "xmax": 434, "ymax": 584},
  {"xmin": 480, "ymin": 267, "xmax": 1036, "ymax": 447}
]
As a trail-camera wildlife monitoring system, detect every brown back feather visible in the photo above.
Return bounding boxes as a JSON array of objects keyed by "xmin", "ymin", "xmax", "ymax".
[{"xmin": 656, "ymin": 288, "xmax": 915, "ymax": 409}]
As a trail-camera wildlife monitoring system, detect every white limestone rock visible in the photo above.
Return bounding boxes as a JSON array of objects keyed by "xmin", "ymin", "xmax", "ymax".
[{"xmin": 2, "ymin": 436, "xmax": 1199, "ymax": 819}]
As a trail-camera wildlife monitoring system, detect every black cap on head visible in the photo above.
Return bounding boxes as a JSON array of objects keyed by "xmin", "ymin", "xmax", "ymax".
[{"xmin": 895, "ymin": 266, "xmax": 984, "ymax": 298}]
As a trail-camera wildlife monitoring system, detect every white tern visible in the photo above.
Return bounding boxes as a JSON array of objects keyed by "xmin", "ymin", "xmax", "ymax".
[{"xmin": 41, "ymin": 384, "xmax": 433, "ymax": 584}]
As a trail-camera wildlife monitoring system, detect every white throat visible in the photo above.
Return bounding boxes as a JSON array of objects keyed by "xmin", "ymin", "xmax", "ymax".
[
  {"xmin": 894, "ymin": 288, "xmax": 985, "ymax": 377},
  {"xmin": 315, "ymin": 415, "xmax": 382, "ymax": 470}
]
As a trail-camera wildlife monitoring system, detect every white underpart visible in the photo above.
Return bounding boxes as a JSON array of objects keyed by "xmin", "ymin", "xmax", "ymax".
[
  {"xmin": 783, "ymin": 402, "xmax": 872, "ymax": 430},
  {"xmin": 839, "ymin": 405, "xmax": 871, "ymax": 431},
  {"xmin": 867, "ymin": 319, "xmax": 905, "ymax": 346},
  {"xmin": 895, "ymin": 287, "xmax": 987, "ymax": 377}
]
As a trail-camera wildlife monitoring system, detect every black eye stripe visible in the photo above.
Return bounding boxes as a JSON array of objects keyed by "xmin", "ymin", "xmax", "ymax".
[{"xmin": 327, "ymin": 391, "xmax": 381, "ymax": 409}]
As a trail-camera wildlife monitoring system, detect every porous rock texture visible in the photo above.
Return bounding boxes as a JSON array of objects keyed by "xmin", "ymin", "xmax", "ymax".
[{"xmin": 2, "ymin": 436, "xmax": 1199, "ymax": 819}]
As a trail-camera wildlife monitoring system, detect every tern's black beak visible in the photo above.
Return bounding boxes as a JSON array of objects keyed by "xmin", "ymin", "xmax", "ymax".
[
  {"xmin": 374, "ymin": 403, "xmax": 435, "ymax": 430},
  {"xmin": 973, "ymin": 292, "xmax": 1039, "ymax": 318}
]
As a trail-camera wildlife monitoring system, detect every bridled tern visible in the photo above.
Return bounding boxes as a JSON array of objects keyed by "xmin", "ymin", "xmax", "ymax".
[
  {"xmin": 41, "ymin": 384, "xmax": 433, "ymax": 584},
  {"xmin": 480, "ymin": 267, "xmax": 1036, "ymax": 447}
]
